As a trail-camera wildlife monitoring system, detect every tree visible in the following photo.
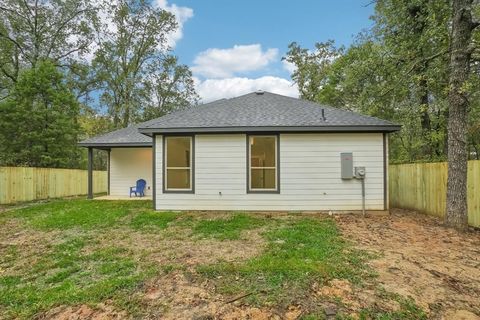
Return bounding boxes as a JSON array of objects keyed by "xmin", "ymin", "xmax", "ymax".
[
  {"xmin": 372, "ymin": 0, "xmax": 451, "ymax": 159},
  {"xmin": 142, "ymin": 55, "xmax": 199, "ymax": 120},
  {"xmin": 283, "ymin": 41, "xmax": 343, "ymax": 102},
  {"xmin": 445, "ymin": 0, "xmax": 479, "ymax": 230},
  {"xmin": 93, "ymin": 0, "xmax": 177, "ymax": 128},
  {"xmin": 283, "ymin": 0, "xmax": 456, "ymax": 163},
  {"xmin": 0, "ymin": 0, "xmax": 97, "ymax": 95},
  {"xmin": 78, "ymin": 112, "xmax": 113, "ymax": 170},
  {"xmin": 0, "ymin": 0, "xmax": 199, "ymax": 170},
  {"xmin": 0, "ymin": 60, "xmax": 81, "ymax": 168}
]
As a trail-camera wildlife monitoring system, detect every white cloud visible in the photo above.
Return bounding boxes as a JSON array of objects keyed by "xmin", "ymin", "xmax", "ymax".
[
  {"xmin": 154, "ymin": 0, "xmax": 193, "ymax": 48},
  {"xmin": 194, "ymin": 76, "xmax": 298, "ymax": 102},
  {"xmin": 282, "ymin": 59, "xmax": 297, "ymax": 74},
  {"xmin": 192, "ymin": 44, "xmax": 279, "ymax": 78}
]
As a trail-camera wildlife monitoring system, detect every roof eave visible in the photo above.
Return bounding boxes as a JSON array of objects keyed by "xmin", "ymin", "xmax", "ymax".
[
  {"xmin": 77, "ymin": 142, "xmax": 152, "ymax": 149},
  {"xmin": 138, "ymin": 125, "xmax": 402, "ymax": 134}
]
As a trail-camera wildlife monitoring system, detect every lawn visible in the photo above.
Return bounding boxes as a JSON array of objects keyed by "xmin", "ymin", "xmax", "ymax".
[{"xmin": 1, "ymin": 199, "xmax": 474, "ymax": 319}]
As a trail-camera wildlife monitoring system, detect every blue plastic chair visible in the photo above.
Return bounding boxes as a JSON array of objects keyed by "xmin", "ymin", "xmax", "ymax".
[{"xmin": 130, "ymin": 179, "xmax": 146, "ymax": 197}]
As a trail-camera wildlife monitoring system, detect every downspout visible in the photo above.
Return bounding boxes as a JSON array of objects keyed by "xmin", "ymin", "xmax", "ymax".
[
  {"xmin": 354, "ymin": 167, "xmax": 366, "ymax": 217},
  {"xmin": 361, "ymin": 178, "xmax": 366, "ymax": 217}
]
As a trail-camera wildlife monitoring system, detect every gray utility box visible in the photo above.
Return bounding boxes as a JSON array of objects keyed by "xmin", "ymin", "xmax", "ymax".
[{"xmin": 340, "ymin": 152, "xmax": 353, "ymax": 179}]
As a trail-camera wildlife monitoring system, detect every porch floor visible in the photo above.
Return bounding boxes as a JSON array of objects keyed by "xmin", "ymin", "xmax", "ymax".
[{"xmin": 94, "ymin": 195, "xmax": 152, "ymax": 201}]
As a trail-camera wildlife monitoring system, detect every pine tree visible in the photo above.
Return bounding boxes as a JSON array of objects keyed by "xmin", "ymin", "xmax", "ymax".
[{"xmin": 0, "ymin": 61, "xmax": 81, "ymax": 168}]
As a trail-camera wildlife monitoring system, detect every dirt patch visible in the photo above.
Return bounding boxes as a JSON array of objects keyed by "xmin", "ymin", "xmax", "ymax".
[
  {"xmin": 313, "ymin": 279, "xmax": 367, "ymax": 312},
  {"xmin": 88, "ymin": 225, "xmax": 267, "ymax": 270},
  {"xmin": 0, "ymin": 219, "xmax": 64, "ymax": 276},
  {"xmin": 335, "ymin": 208, "xmax": 480, "ymax": 318},
  {"xmin": 42, "ymin": 304, "xmax": 127, "ymax": 320},
  {"xmin": 141, "ymin": 270, "xmax": 303, "ymax": 320}
]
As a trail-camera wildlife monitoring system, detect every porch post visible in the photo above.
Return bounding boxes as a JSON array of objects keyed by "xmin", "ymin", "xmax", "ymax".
[
  {"xmin": 88, "ymin": 147, "xmax": 93, "ymax": 199},
  {"xmin": 152, "ymin": 134, "xmax": 156, "ymax": 210},
  {"xmin": 107, "ymin": 149, "xmax": 111, "ymax": 196}
]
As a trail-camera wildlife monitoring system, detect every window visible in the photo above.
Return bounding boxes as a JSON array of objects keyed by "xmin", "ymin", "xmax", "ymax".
[
  {"xmin": 248, "ymin": 135, "xmax": 278, "ymax": 192},
  {"xmin": 164, "ymin": 136, "xmax": 193, "ymax": 192}
]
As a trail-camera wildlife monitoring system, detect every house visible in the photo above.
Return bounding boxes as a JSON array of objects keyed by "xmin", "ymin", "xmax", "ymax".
[{"xmin": 79, "ymin": 91, "xmax": 401, "ymax": 212}]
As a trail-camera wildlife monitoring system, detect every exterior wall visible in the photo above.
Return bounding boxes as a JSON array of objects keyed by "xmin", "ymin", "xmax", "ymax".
[
  {"xmin": 154, "ymin": 133, "xmax": 386, "ymax": 211},
  {"xmin": 110, "ymin": 148, "xmax": 152, "ymax": 196}
]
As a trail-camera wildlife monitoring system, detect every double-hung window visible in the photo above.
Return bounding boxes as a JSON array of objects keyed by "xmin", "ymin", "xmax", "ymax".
[
  {"xmin": 164, "ymin": 136, "xmax": 193, "ymax": 192},
  {"xmin": 248, "ymin": 135, "xmax": 279, "ymax": 192}
]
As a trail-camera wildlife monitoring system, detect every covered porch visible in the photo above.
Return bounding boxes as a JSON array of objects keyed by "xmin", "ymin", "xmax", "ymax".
[
  {"xmin": 78, "ymin": 123, "xmax": 154, "ymax": 200},
  {"xmin": 84, "ymin": 146, "xmax": 153, "ymax": 200}
]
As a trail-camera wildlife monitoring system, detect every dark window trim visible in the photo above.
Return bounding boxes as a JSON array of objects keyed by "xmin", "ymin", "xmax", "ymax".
[
  {"xmin": 162, "ymin": 134, "xmax": 195, "ymax": 194},
  {"xmin": 246, "ymin": 134, "xmax": 280, "ymax": 194}
]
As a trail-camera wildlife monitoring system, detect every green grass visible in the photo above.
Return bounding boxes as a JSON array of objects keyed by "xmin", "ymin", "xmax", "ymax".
[
  {"xmin": 192, "ymin": 213, "xmax": 266, "ymax": 240},
  {"xmin": 0, "ymin": 236, "xmax": 156, "ymax": 319},
  {"xmin": 7, "ymin": 199, "xmax": 151, "ymax": 230},
  {"xmin": 129, "ymin": 210, "xmax": 179, "ymax": 231},
  {"xmin": 197, "ymin": 218, "xmax": 372, "ymax": 304}
]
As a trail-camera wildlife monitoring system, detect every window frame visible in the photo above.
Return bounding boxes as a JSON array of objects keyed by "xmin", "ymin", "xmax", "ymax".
[
  {"xmin": 162, "ymin": 135, "xmax": 195, "ymax": 193},
  {"xmin": 247, "ymin": 134, "xmax": 280, "ymax": 193}
]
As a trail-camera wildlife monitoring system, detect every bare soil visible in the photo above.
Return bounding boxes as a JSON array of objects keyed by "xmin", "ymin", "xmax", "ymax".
[{"xmin": 336, "ymin": 208, "xmax": 480, "ymax": 319}]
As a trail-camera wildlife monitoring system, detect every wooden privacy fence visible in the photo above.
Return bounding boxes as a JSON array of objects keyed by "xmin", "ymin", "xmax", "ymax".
[
  {"xmin": 0, "ymin": 167, "xmax": 107, "ymax": 204},
  {"xmin": 389, "ymin": 160, "xmax": 480, "ymax": 228}
]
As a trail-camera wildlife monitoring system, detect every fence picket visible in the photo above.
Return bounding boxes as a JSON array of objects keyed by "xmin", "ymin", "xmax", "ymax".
[
  {"xmin": 0, "ymin": 167, "xmax": 107, "ymax": 204},
  {"xmin": 389, "ymin": 161, "xmax": 480, "ymax": 227}
]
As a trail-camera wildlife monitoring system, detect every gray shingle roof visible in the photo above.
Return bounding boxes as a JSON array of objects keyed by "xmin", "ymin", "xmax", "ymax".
[
  {"xmin": 139, "ymin": 91, "xmax": 400, "ymax": 134},
  {"xmin": 78, "ymin": 121, "xmax": 153, "ymax": 147},
  {"xmin": 79, "ymin": 91, "xmax": 400, "ymax": 147}
]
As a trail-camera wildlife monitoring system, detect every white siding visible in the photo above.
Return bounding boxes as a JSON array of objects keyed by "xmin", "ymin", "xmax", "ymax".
[
  {"xmin": 155, "ymin": 133, "xmax": 386, "ymax": 211},
  {"xmin": 110, "ymin": 148, "xmax": 152, "ymax": 196}
]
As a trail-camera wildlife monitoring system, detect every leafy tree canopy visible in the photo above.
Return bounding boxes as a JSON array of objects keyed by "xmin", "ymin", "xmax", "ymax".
[
  {"xmin": 0, "ymin": 0, "xmax": 199, "ymax": 169},
  {"xmin": 0, "ymin": 60, "xmax": 81, "ymax": 168},
  {"xmin": 284, "ymin": 0, "xmax": 479, "ymax": 163}
]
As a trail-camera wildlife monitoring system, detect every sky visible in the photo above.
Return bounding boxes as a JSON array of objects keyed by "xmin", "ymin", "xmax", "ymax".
[{"xmin": 157, "ymin": 0, "xmax": 375, "ymax": 102}]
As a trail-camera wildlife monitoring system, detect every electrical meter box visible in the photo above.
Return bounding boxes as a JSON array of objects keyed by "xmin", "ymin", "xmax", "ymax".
[
  {"xmin": 340, "ymin": 152, "xmax": 353, "ymax": 179},
  {"xmin": 355, "ymin": 166, "xmax": 366, "ymax": 179}
]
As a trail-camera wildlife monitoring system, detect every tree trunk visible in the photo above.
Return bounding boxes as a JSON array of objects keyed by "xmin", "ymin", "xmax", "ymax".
[
  {"xmin": 418, "ymin": 78, "xmax": 433, "ymax": 158},
  {"xmin": 445, "ymin": 0, "xmax": 474, "ymax": 231}
]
